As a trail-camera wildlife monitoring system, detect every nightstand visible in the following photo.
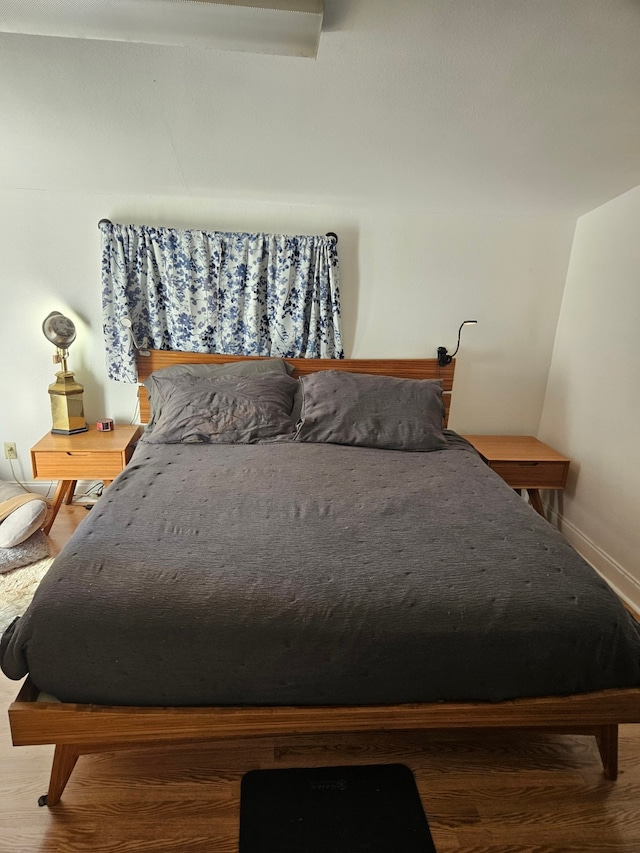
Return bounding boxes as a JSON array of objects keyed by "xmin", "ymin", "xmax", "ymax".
[
  {"xmin": 462, "ymin": 435, "xmax": 570, "ymax": 516},
  {"xmin": 31, "ymin": 424, "xmax": 142, "ymax": 534}
]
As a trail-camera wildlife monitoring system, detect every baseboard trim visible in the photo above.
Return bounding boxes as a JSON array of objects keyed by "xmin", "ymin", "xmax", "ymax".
[
  {"xmin": 15, "ymin": 480, "xmax": 102, "ymax": 500},
  {"xmin": 22, "ymin": 481, "xmax": 53, "ymax": 497},
  {"xmin": 546, "ymin": 505, "xmax": 640, "ymax": 614}
]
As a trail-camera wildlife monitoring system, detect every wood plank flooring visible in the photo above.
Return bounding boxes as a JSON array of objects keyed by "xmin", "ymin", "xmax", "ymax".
[{"xmin": 2, "ymin": 504, "xmax": 640, "ymax": 852}]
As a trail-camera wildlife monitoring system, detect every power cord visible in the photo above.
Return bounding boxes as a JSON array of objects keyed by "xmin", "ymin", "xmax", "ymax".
[
  {"xmin": 130, "ymin": 395, "xmax": 140, "ymax": 425},
  {"xmin": 8, "ymin": 457, "xmax": 30, "ymax": 492}
]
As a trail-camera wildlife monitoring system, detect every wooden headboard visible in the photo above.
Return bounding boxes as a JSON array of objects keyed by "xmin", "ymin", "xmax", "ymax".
[{"xmin": 136, "ymin": 350, "xmax": 456, "ymax": 426}]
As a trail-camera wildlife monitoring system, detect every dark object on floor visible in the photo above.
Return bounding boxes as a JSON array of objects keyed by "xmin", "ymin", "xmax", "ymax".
[{"xmin": 239, "ymin": 763, "xmax": 437, "ymax": 853}]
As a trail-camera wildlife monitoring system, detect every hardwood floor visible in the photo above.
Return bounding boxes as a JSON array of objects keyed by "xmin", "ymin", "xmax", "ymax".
[
  {"xmin": 2, "ymin": 505, "xmax": 640, "ymax": 852},
  {"xmin": 44, "ymin": 502, "xmax": 89, "ymax": 558}
]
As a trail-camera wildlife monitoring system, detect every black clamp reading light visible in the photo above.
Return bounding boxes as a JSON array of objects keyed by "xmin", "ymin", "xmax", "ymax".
[{"xmin": 437, "ymin": 320, "xmax": 478, "ymax": 367}]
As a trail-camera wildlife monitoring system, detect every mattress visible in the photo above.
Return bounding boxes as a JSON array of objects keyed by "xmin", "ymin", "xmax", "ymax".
[{"xmin": 2, "ymin": 433, "xmax": 640, "ymax": 706}]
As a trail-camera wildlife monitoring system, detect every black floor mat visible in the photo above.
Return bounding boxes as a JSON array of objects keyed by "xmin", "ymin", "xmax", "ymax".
[{"xmin": 239, "ymin": 763, "xmax": 437, "ymax": 852}]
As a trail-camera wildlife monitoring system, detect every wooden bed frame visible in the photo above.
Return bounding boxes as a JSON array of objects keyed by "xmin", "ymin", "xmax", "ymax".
[{"xmin": 8, "ymin": 351, "xmax": 640, "ymax": 806}]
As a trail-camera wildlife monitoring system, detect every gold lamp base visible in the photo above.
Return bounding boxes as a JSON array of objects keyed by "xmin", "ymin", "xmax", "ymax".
[{"xmin": 48, "ymin": 371, "xmax": 88, "ymax": 435}]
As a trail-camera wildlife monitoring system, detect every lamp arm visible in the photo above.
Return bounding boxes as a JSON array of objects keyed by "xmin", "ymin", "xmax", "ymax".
[
  {"xmin": 121, "ymin": 317, "xmax": 151, "ymax": 357},
  {"xmin": 436, "ymin": 319, "xmax": 477, "ymax": 367},
  {"xmin": 449, "ymin": 321, "xmax": 467, "ymax": 359},
  {"xmin": 53, "ymin": 347, "xmax": 69, "ymax": 373}
]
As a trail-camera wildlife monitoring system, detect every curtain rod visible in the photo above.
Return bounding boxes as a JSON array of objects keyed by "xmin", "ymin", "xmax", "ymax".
[{"xmin": 98, "ymin": 219, "xmax": 337, "ymax": 243}]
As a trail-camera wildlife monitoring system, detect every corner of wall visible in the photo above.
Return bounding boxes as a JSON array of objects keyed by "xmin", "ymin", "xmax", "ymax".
[{"xmin": 545, "ymin": 503, "xmax": 640, "ymax": 615}]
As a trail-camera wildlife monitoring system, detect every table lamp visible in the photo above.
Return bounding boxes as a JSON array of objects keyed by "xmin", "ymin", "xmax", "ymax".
[{"xmin": 42, "ymin": 311, "xmax": 88, "ymax": 434}]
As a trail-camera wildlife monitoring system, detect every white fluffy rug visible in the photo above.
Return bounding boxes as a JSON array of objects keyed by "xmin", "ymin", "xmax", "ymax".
[{"xmin": 0, "ymin": 556, "xmax": 54, "ymax": 634}]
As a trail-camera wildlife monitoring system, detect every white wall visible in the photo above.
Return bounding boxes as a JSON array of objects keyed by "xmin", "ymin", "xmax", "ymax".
[
  {"xmin": 0, "ymin": 187, "xmax": 575, "ymax": 485},
  {"xmin": 539, "ymin": 184, "xmax": 640, "ymax": 607}
]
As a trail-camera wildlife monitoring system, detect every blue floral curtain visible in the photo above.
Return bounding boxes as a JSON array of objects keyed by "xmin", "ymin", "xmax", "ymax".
[{"xmin": 100, "ymin": 221, "xmax": 343, "ymax": 383}]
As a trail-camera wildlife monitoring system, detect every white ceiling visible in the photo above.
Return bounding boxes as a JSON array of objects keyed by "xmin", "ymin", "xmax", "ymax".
[{"xmin": 2, "ymin": 0, "xmax": 640, "ymax": 215}]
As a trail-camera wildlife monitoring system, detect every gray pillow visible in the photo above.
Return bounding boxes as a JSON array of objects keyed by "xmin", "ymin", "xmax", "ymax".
[
  {"xmin": 144, "ymin": 358, "xmax": 294, "ymax": 426},
  {"xmin": 295, "ymin": 371, "xmax": 448, "ymax": 451},
  {"xmin": 143, "ymin": 373, "xmax": 299, "ymax": 445}
]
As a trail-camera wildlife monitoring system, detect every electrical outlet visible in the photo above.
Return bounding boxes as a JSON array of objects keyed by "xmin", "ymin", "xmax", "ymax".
[{"xmin": 4, "ymin": 442, "xmax": 17, "ymax": 459}]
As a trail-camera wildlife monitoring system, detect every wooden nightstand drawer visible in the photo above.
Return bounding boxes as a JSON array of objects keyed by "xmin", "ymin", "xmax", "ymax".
[
  {"xmin": 32, "ymin": 450, "xmax": 130, "ymax": 481},
  {"xmin": 488, "ymin": 460, "xmax": 568, "ymax": 490}
]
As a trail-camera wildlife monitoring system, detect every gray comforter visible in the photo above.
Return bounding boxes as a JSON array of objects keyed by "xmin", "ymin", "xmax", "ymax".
[{"xmin": 2, "ymin": 434, "xmax": 640, "ymax": 705}]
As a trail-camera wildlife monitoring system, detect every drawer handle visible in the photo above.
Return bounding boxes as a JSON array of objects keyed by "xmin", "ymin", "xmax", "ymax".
[
  {"xmin": 65, "ymin": 451, "xmax": 91, "ymax": 457},
  {"xmin": 516, "ymin": 461, "xmax": 540, "ymax": 466}
]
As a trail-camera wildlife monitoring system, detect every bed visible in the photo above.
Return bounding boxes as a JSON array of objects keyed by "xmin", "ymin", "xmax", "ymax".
[{"xmin": 3, "ymin": 351, "xmax": 640, "ymax": 807}]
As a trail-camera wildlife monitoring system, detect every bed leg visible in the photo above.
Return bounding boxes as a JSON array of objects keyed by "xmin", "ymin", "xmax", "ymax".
[
  {"xmin": 39, "ymin": 744, "xmax": 81, "ymax": 807},
  {"xmin": 595, "ymin": 724, "xmax": 619, "ymax": 780}
]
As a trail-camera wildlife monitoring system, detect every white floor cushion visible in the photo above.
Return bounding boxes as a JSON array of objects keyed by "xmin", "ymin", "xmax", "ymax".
[{"xmin": 0, "ymin": 481, "xmax": 48, "ymax": 549}]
